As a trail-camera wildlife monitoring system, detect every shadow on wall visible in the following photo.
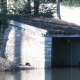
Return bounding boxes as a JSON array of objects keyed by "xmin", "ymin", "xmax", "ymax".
[
  {"xmin": 3, "ymin": 21, "xmax": 22, "ymax": 67},
  {"xmin": 0, "ymin": 69, "xmax": 51, "ymax": 80}
]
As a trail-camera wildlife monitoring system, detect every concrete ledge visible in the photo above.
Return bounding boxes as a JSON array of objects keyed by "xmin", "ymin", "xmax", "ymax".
[
  {"xmin": 17, "ymin": 65, "xmax": 34, "ymax": 70},
  {"xmin": 47, "ymin": 34, "xmax": 80, "ymax": 37},
  {"xmin": 7, "ymin": 20, "xmax": 47, "ymax": 36}
]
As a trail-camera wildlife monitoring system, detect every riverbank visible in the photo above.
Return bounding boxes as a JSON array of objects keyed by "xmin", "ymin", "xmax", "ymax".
[
  {"xmin": 0, "ymin": 56, "xmax": 16, "ymax": 71},
  {"xmin": 0, "ymin": 56, "xmax": 34, "ymax": 71}
]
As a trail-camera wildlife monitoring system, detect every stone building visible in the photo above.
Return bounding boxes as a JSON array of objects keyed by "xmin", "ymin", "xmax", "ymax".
[{"xmin": 3, "ymin": 17, "xmax": 80, "ymax": 68}]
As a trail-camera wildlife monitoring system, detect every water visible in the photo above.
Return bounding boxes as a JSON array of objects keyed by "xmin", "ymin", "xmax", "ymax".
[
  {"xmin": 52, "ymin": 68, "xmax": 80, "ymax": 80},
  {"xmin": 0, "ymin": 68, "xmax": 80, "ymax": 80}
]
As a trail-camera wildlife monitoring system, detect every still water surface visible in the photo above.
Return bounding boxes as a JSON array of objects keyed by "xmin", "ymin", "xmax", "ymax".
[{"xmin": 0, "ymin": 68, "xmax": 80, "ymax": 80}]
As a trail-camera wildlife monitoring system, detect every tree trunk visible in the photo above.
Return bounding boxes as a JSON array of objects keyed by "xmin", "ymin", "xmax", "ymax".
[
  {"xmin": 34, "ymin": 0, "xmax": 39, "ymax": 15},
  {"xmin": 56, "ymin": 0, "xmax": 61, "ymax": 19},
  {"xmin": 25, "ymin": 0, "xmax": 31, "ymax": 14}
]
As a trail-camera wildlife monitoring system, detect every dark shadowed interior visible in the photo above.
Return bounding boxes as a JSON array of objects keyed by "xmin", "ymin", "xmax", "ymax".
[{"xmin": 51, "ymin": 37, "xmax": 80, "ymax": 68}]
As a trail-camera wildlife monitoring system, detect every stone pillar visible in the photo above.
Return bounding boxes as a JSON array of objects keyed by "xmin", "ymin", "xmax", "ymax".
[
  {"xmin": 34, "ymin": 36, "xmax": 52, "ymax": 68},
  {"xmin": 45, "ymin": 37, "xmax": 52, "ymax": 68}
]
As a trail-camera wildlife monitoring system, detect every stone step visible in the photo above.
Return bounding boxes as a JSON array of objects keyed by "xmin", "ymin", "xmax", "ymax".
[{"xmin": 17, "ymin": 65, "xmax": 34, "ymax": 70}]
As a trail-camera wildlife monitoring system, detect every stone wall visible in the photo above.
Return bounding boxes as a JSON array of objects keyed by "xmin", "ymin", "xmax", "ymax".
[{"xmin": 3, "ymin": 20, "xmax": 52, "ymax": 68}]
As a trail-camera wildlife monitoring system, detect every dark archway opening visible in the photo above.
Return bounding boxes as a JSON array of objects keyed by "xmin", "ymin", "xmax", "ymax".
[{"xmin": 51, "ymin": 37, "xmax": 80, "ymax": 68}]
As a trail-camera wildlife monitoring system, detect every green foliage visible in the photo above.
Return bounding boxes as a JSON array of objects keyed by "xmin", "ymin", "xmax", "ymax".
[
  {"xmin": 0, "ymin": 0, "xmax": 56, "ymax": 15},
  {"xmin": 39, "ymin": 3, "xmax": 55, "ymax": 17},
  {"xmin": 0, "ymin": 0, "xmax": 7, "ymax": 34},
  {"xmin": 0, "ymin": 15, "xmax": 8, "ymax": 34},
  {"xmin": 7, "ymin": 0, "xmax": 31, "ymax": 15},
  {"xmin": 61, "ymin": 0, "xmax": 80, "ymax": 7},
  {"xmin": 0, "ymin": 0, "xmax": 57, "ymax": 35}
]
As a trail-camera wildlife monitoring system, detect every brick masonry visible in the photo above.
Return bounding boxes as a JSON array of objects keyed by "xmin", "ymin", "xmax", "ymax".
[{"xmin": 3, "ymin": 20, "xmax": 52, "ymax": 68}]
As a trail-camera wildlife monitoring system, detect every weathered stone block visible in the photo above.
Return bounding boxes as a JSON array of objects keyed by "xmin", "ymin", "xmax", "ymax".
[
  {"xmin": 45, "ymin": 59, "xmax": 51, "ymax": 68},
  {"xmin": 35, "ymin": 36, "xmax": 45, "ymax": 41},
  {"xmin": 46, "ymin": 54, "xmax": 51, "ymax": 59},
  {"xmin": 45, "ymin": 37, "xmax": 52, "ymax": 41},
  {"xmin": 45, "ymin": 44, "xmax": 52, "ymax": 48},
  {"xmin": 45, "ymin": 48, "xmax": 51, "ymax": 51},
  {"xmin": 46, "ymin": 42, "xmax": 52, "ymax": 45}
]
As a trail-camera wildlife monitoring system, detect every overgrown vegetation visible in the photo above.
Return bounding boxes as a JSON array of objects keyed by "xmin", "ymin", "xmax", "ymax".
[
  {"xmin": 0, "ymin": 16, "xmax": 8, "ymax": 34},
  {"xmin": 0, "ymin": 0, "xmax": 57, "ymax": 32}
]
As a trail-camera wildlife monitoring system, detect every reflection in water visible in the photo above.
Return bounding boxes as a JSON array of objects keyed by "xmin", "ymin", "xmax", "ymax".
[
  {"xmin": 19, "ymin": 69, "xmax": 45, "ymax": 80},
  {"xmin": 52, "ymin": 68, "xmax": 80, "ymax": 80},
  {"xmin": 0, "ymin": 69, "xmax": 51, "ymax": 80},
  {"xmin": 0, "ymin": 72, "xmax": 14, "ymax": 80},
  {"xmin": 0, "ymin": 68, "xmax": 80, "ymax": 80}
]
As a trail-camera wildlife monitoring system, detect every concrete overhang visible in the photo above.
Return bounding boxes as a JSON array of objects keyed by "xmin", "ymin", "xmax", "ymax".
[{"xmin": 46, "ymin": 33, "xmax": 80, "ymax": 37}]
